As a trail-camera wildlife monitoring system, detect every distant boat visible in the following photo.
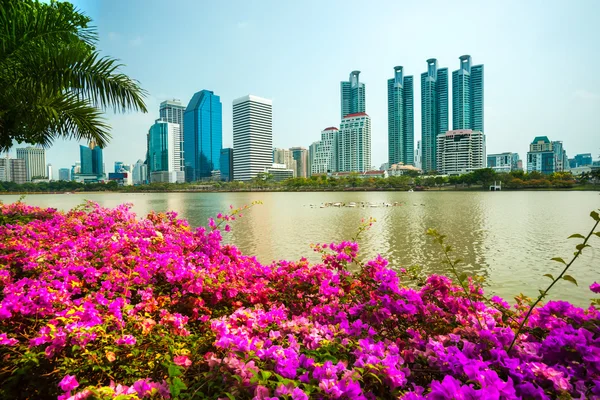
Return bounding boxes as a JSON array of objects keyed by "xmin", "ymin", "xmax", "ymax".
[
  {"xmin": 408, "ymin": 189, "xmax": 414, "ymax": 193},
  {"xmin": 346, "ymin": 202, "xmax": 357, "ymax": 208},
  {"xmin": 333, "ymin": 202, "xmax": 342, "ymax": 207},
  {"xmin": 369, "ymin": 203, "xmax": 378, "ymax": 208},
  {"xmin": 383, "ymin": 203, "xmax": 392, "ymax": 207}
]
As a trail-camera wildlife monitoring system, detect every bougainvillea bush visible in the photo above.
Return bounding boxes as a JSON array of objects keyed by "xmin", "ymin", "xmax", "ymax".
[{"xmin": 1, "ymin": 201, "xmax": 600, "ymax": 400}]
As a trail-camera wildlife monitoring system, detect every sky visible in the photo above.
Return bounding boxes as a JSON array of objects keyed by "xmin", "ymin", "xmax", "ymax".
[{"xmin": 15, "ymin": 0, "xmax": 600, "ymax": 176}]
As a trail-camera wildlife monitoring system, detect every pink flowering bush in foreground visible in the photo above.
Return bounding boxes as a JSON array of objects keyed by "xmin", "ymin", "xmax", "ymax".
[{"xmin": 1, "ymin": 201, "xmax": 600, "ymax": 399}]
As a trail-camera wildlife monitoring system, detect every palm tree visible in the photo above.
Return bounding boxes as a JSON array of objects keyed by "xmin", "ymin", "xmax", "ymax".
[{"xmin": 0, "ymin": 0, "xmax": 147, "ymax": 151}]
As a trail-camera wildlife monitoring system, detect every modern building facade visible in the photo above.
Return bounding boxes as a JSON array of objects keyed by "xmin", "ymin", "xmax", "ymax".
[
  {"xmin": 273, "ymin": 148, "xmax": 297, "ymax": 176},
  {"xmin": 436, "ymin": 129, "xmax": 485, "ymax": 175},
  {"xmin": 290, "ymin": 147, "xmax": 308, "ymax": 178},
  {"xmin": 265, "ymin": 163, "xmax": 294, "ymax": 182},
  {"xmin": 160, "ymin": 99, "xmax": 185, "ymax": 128},
  {"xmin": 312, "ymin": 127, "xmax": 339, "ymax": 175},
  {"xmin": 0, "ymin": 156, "xmax": 26, "ymax": 184},
  {"xmin": 340, "ymin": 71, "xmax": 366, "ymax": 118},
  {"xmin": 421, "ymin": 59, "xmax": 448, "ymax": 172},
  {"xmin": 308, "ymin": 141, "xmax": 319, "ymax": 177},
  {"xmin": 487, "ymin": 152, "xmax": 520, "ymax": 173},
  {"xmin": 569, "ymin": 153, "xmax": 593, "ymax": 169},
  {"xmin": 16, "ymin": 147, "xmax": 46, "ymax": 181},
  {"xmin": 132, "ymin": 159, "xmax": 148, "ymax": 185},
  {"xmin": 220, "ymin": 148, "xmax": 234, "ymax": 182},
  {"xmin": 415, "ymin": 140, "xmax": 422, "ymax": 171},
  {"xmin": 183, "ymin": 90, "xmax": 222, "ymax": 181},
  {"xmin": 232, "ymin": 95, "xmax": 273, "ymax": 181},
  {"xmin": 552, "ymin": 141, "xmax": 569, "ymax": 172},
  {"xmin": 78, "ymin": 142, "xmax": 103, "ymax": 177},
  {"xmin": 58, "ymin": 168, "xmax": 71, "ymax": 181},
  {"xmin": 337, "ymin": 112, "xmax": 371, "ymax": 173},
  {"xmin": 526, "ymin": 136, "xmax": 567, "ymax": 174},
  {"xmin": 387, "ymin": 66, "xmax": 414, "ymax": 166},
  {"xmin": 452, "ymin": 55, "xmax": 484, "ymax": 132},
  {"xmin": 46, "ymin": 164, "xmax": 53, "ymax": 181},
  {"xmin": 147, "ymin": 119, "xmax": 184, "ymax": 183}
]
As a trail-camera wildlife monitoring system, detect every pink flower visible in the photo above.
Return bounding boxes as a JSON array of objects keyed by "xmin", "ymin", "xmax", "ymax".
[
  {"xmin": 174, "ymin": 355, "xmax": 192, "ymax": 368},
  {"xmin": 0, "ymin": 333, "xmax": 18, "ymax": 346},
  {"xmin": 590, "ymin": 282, "xmax": 600, "ymax": 293},
  {"xmin": 115, "ymin": 335, "xmax": 136, "ymax": 346},
  {"xmin": 58, "ymin": 374, "xmax": 79, "ymax": 392}
]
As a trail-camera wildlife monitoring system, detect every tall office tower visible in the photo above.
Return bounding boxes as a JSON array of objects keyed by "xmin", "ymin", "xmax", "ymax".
[
  {"xmin": 46, "ymin": 164, "xmax": 53, "ymax": 181},
  {"xmin": 387, "ymin": 66, "xmax": 414, "ymax": 166},
  {"xmin": 452, "ymin": 55, "xmax": 484, "ymax": 131},
  {"xmin": 79, "ymin": 141, "xmax": 103, "ymax": 176},
  {"xmin": 340, "ymin": 70, "xmax": 366, "ymax": 118},
  {"xmin": 147, "ymin": 119, "xmax": 184, "ymax": 183},
  {"xmin": 58, "ymin": 168, "xmax": 71, "ymax": 181},
  {"xmin": 132, "ymin": 159, "xmax": 148, "ymax": 185},
  {"xmin": 290, "ymin": 147, "xmax": 308, "ymax": 178},
  {"xmin": 308, "ymin": 141, "xmax": 319, "ymax": 176},
  {"xmin": 273, "ymin": 148, "xmax": 297, "ymax": 175},
  {"xmin": 16, "ymin": 147, "xmax": 46, "ymax": 181},
  {"xmin": 114, "ymin": 161, "xmax": 125, "ymax": 173},
  {"xmin": 421, "ymin": 58, "xmax": 448, "ymax": 172},
  {"xmin": 311, "ymin": 127, "xmax": 339, "ymax": 175},
  {"xmin": 183, "ymin": 90, "xmax": 222, "ymax": 181},
  {"xmin": 160, "ymin": 99, "xmax": 185, "ymax": 128},
  {"xmin": 414, "ymin": 140, "xmax": 422, "ymax": 170},
  {"xmin": 219, "ymin": 148, "xmax": 234, "ymax": 182},
  {"xmin": 336, "ymin": 112, "xmax": 371, "ymax": 172},
  {"xmin": 232, "ymin": 95, "xmax": 273, "ymax": 181}
]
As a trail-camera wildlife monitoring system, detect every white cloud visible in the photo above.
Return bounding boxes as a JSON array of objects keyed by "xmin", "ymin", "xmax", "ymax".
[
  {"xmin": 129, "ymin": 36, "xmax": 143, "ymax": 47},
  {"xmin": 574, "ymin": 89, "xmax": 600, "ymax": 101}
]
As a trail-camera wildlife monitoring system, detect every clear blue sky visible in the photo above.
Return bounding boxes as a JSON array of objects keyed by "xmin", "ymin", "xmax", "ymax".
[{"xmin": 21, "ymin": 0, "xmax": 600, "ymax": 175}]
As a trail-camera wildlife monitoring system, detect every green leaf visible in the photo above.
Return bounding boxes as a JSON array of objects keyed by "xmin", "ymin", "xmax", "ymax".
[
  {"xmin": 260, "ymin": 370, "xmax": 272, "ymax": 381},
  {"xmin": 568, "ymin": 233, "xmax": 585, "ymax": 239},
  {"xmin": 563, "ymin": 275, "xmax": 578, "ymax": 286},
  {"xmin": 167, "ymin": 364, "xmax": 182, "ymax": 378},
  {"xmin": 169, "ymin": 377, "xmax": 187, "ymax": 397},
  {"xmin": 594, "ymin": 232, "xmax": 600, "ymax": 237},
  {"xmin": 576, "ymin": 243, "xmax": 590, "ymax": 251},
  {"xmin": 551, "ymin": 257, "xmax": 566, "ymax": 264},
  {"xmin": 591, "ymin": 210, "xmax": 599, "ymax": 222},
  {"xmin": 538, "ymin": 289, "xmax": 546, "ymax": 298},
  {"xmin": 225, "ymin": 393, "xmax": 235, "ymax": 400},
  {"xmin": 543, "ymin": 273, "xmax": 554, "ymax": 280},
  {"xmin": 458, "ymin": 272, "xmax": 468, "ymax": 282}
]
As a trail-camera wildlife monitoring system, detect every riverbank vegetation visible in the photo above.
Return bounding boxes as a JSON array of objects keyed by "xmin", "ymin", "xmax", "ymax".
[
  {"xmin": 1, "ymin": 200, "xmax": 599, "ymax": 399},
  {"xmin": 1, "ymin": 168, "xmax": 599, "ymax": 194}
]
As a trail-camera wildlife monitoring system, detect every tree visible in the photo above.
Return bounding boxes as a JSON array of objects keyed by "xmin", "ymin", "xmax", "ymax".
[{"xmin": 0, "ymin": 0, "xmax": 147, "ymax": 151}]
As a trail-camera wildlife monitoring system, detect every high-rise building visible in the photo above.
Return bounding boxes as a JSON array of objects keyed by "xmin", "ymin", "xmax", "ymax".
[
  {"xmin": 387, "ymin": 66, "xmax": 414, "ymax": 166},
  {"xmin": 132, "ymin": 159, "xmax": 148, "ymax": 185},
  {"xmin": 220, "ymin": 148, "xmax": 234, "ymax": 182},
  {"xmin": 290, "ymin": 147, "xmax": 308, "ymax": 178},
  {"xmin": 312, "ymin": 127, "xmax": 339, "ymax": 175},
  {"xmin": 147, "ymin": 119, "xmax": 184, "ymax": 183},
  {"xmin": 337, "ymin": 112, "xmax": 371, "ymax": 173},
  {"xmin": 47, "ymin": 164, "xmax": 53, "ymax": 181},
  {"xmin": 452, "ymin": 55, "xmax": 484, "ymax": 132},
  {"xmin": 0, "ymin": 156, "xmax": 10, "ymax": 182},
  {"xmin": 16, "ymin": 147, "xmax": 46, "ymax": 181},
  {"xmin": 436, "ymin": 129, "xmax": 485, "ymax": 175},
  {"xmin": 526, "ymin": 136, "xmax": 568, "ymax": 174},
  {"xmin": 273, "ymin": 148, "xmax": 297, "ymax": 176},
  {"xmin": 340, "ymin": 71, "xmax": 366, "ymax": 118},
  {"xmin": 114, "ymin": 161, "xmax": 125, "ymax": 173},
  {"xmin": 552, "ymin": 141, "xmax": 569, "ymax": 172},
  {"xmin": 79, "ymin": 142, "xmax": 103, "ymax": 176},
  {"xmin": 58, "ymin": 168, "xmax": 71, "ymax": 181},
  {"xmin": 183, "ymin": 90, "xmax": 222, "ymax": 181},
  {"xmin": 10, "ymin": 159, "xmax": 26, "ymax": 184},
  {"xmin": 308, "ymin": 141, "xmax": 319, "ymax": 177},
  {"xmin": 487, "ymin": 152, "xmax": 520, "ymax": 173},
  {"xmin": 160, "ymin": 99, "xmax": 185, "ymax": 127},
  {"xmin": 421, "ymin": 59, "xmax": 448, "ymax": 172},
  {"xmin": 232, "ymin": 95, "xmax": 273, "ymax": 181},
  {"xmin": 415, "ymin": 140, "xmax": 422, "ymax": 170}
]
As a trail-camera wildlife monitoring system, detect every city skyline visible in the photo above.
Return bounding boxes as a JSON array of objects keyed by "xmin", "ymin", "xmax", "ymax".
[{"xmin": 12, "ymin": 0, "xmax": 600, "ymax": 174}]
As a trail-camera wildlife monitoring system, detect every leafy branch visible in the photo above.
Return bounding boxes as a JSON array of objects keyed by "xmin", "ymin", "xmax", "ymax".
[{"xmin": 507, "ymin": 210, "xmax": 600, "ymax": 353}]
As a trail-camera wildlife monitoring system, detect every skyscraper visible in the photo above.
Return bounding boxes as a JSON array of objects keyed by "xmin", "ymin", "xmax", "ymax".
[
  {"xmin": 47, "ymin": 164, "xmax": 53, "ymax": 181},
  {"xmin": 290, "ymin": 147, "xmax": 308, "ymax": 178},
  {"xmin": 58, "ymin": 168, "xmax": 71, "ymax": 181},
  {"xmin": 183, "ymin": 90, "xmax": 222, "ymax": 182},
  {"xmin": 132, "ymin": 159, "xmax": 148, "ymax": 185},
  {"xmin": 312, "ymin": 127, "xmax": 338, "ymax": 175},
  {"xmin": 387, "ymin": 66, "xmax": 414, "ymax": 166},
  {"xmin": 337, "ymin": 112, "xmax": 371, "ymax": 172},
  {"xmin": 160, "ymin": 99, "xmax": 185, "ymax": 127},
  {"xmin": 308, "ymin": 141, "xmax": 319, "ymax": 177},
  {"xmin": 436, "ymin": 130, "xmax": 485, "ymax": 175},
  {"xmin": 220, "ymin": 148, "xmax": 234, "ymax": 182},
  {"xmin": 452, "ymin": 55, "xmax": 484, "ymax": 131},
  {"xmin": 148, "ymin": 119, "xmax": 184, "ymax": 183},
  {"xmin": 273, "ymin": 148, "xmax": 296, "ymax": 175},
  {"xmin": 232, "ymin": 95, "xmax": 273, "ymax": 181},
  {"xmin": 16, "ymin": 147, "xmax": 46, "ymax": 181},
  {"xmin": 340, "ymin": 71, "xmax": 366, "ymax": 118},
  {"xmin": 421, "ymin": 59, "xmax": 448, "ymax": 172},
  {"xmin": 79, "ymin": 141, "xmax": 103, "ymax": 176}
]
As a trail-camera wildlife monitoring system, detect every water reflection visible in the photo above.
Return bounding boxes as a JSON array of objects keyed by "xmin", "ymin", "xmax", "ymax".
[{"xmin": 2, "ymin": 191, "xmax": 599, "ymax": 306}]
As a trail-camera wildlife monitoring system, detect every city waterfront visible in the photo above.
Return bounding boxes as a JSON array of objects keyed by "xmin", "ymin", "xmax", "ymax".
[{"xmin": 3, "ymin": 191, "xmax": 599, "ymax": 306}]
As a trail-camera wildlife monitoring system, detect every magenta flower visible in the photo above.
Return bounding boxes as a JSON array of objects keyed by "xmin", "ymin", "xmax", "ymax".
[
  {"xmin": 174, "ymin": 355, "xmax": 192, "ymax": 368},
  {"xmin": 115, "ymin": 335, "xmax": 136, "ymax": 346},
  {"xmin": 58, "ymin": 375, "xmax": 79, "ymax": 392},
  {"xmin": 590, "ymin": 282, "xmax": 600, "ymax": 293},
  {"xmin": 0, "ymin": 333, "xmax": 18, "ymax": 346}
]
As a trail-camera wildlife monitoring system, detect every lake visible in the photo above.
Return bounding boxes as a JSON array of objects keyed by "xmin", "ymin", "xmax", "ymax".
[{"xmin": 1, "ymin": 191, "xmax": 599, "ymax": 306}]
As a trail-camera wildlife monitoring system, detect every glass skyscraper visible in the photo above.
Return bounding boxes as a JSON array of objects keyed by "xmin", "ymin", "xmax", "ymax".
[
  {"xmin": 220, "ymin": 148, "xmax": 233, "ymax": 182},
  {"xmin": 340, "ymin": 71, "xmax": 365, "ymax": 118},
  {"xmin": 160, "ymin": 99, "xmax": 185, "ymax": 127},
  {"xmin": 79, "ymin": 142, "xmax": 103, "ymax": 176},
  {"xmin": 452, "ymin": 55, "xmax": 484, "ymax": 132},
  {"xmin": 421, "ymin": 58, "xmax": 448, "ymax": 173},
  {"xmin": 387, "ymin": 66, "xmax": 414, "ymax": 166},
  {"xmin": 183, "ymin": 90, "xmax": 222, "ymax": 182}
]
